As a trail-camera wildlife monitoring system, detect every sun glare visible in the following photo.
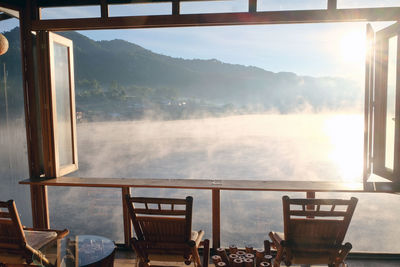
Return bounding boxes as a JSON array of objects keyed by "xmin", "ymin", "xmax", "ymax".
[
  {"xmin": 339, "ymin": 31, "xmax": 366, "ymax": 63},
  {"xmin": 324, "ymin": 114, "xmax": 363, "ymax": 183}
]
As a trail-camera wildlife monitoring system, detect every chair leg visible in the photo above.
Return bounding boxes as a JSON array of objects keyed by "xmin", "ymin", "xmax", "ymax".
[
  {"xmin": 273, "ymin": 248, "xmax": 284, "ymax": 267},
  {"xmin": 284, "ymin": 260, "xmax": 292, "ymax": 266},
  {"xmin": 191, "ymin": 247, "xmax": 202, "ymax": 267}
]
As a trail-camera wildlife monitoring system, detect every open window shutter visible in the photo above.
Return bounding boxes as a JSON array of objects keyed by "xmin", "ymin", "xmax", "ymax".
[
  {"xmin": 363, "ymin": 23, "xmax": 374, "ymax": 186},
  {"xmin": 366, "ymin": 22, "xmax": 400, "ymax": 186},
  {"xmin": 39, "ymin": 32, "xmax": 78, "ymax": 177}
]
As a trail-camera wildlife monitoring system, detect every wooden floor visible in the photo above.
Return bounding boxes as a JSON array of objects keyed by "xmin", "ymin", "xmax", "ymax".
[{"xmin": 114, "ymin": 250, "xmax": 400, "ymax": 267}]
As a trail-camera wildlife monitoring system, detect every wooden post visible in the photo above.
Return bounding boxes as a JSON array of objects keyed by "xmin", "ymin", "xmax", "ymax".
[
  {"xmin": 21, "ymin": 0, "xmax": 50, "ymax": 229},
  {"xmin": 122, "ymin": 187, "xmax": 131, "ymax": 247},
  {"xmin": 328, "ymin": 0, "xmax": 337, "ymax": 10},
  {"xmin": 30, "ymin": 185, "xmax": 49, "ymax": 228},
  {"xmin": 306, "ymin": 191, "xmax": 315, "ymax": 200},
  {"xmin": 31, "ymin": 0, "xmax": 40, "ymax": 20},
  {"xmin": 212, "ymin": 189, "xmax": 220, "ymax": 249},
  {"xmin": 172, "ymin": 0, "xmax": 180, "ymax": 15},
  {"xmin": 100, "ymin": 0, "xmax": 109, "ymax": 19},
  {"xmin": 20, "ymin": 0, "xmax": 41, "ymax": 179},
  {"xmin": 249, "ymin": 0, "xmax": 257, "ymax": 13},
  {"xmin": 306, "ymin": 191, "xmax": 315, "ymax": 219}
]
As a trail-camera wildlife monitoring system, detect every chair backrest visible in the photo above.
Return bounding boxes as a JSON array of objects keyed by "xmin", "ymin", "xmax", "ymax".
[
  {"xmin": 0, "ymin": 200, "xmax": 27, "ymax": 252},
  {"xmin": 125, "ymin": 196, "xmax": 193, "ymax": 244},
  {"xmin": 282, "ymin": 195, "xmax": 358, "ymax": 249}
]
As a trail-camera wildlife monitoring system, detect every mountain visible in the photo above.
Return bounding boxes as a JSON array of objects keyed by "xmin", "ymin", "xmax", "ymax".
[{"xmin": 0, "ymin": 27, "xmax": 362, "ymax": 120}]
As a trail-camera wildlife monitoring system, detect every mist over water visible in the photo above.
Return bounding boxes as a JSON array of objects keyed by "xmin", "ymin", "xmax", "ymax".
[
  {"xmin": 72, "ymin": 113, "xmax": 363, "ymax": 181},
  {"xmin": 50, "ymin": 112, "xmax": 400, "ymax": 253}
]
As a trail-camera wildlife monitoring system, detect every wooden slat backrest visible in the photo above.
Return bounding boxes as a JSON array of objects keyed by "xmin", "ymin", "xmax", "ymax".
[
  {"xmin": 138, "ymin": 217, "xmax": 187, "ymax": 243},
  {"xmin": 288, "ymin": 219, "xmax": 343, "ymax": 247},
  {"xmin": 283, "ymin": 196, "xmax": 358, "ymax": 248},
  {"xmin": 0, "ymin": 200, "xmax": 27, "ymax": 251},
  {"xmin": 125, "ymin": 196, "xmax": 193, "ymax": 243}
]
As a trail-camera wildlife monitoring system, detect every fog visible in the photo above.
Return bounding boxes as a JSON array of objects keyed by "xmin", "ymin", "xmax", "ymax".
[
  {"xmin": 71, "ymin": 113, "xmax": 363, "ymax": 181},
  {"xmin": 0, "ymin": 119, "xmax": 31, "ymax": 225},
  {"xmin": 47, "ymin": 113, "xmax": 400, "ymax": 252}
]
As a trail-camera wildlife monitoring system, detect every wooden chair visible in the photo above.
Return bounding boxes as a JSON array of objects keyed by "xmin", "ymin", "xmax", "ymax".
[
  {"xmin": 0, "ymin": 200, "xmax": 69, "ymax": 267},
  {"xmin": 269, "ymin": 195, "xmax": 358, "ymax": 267},
  {"xmin": 125, "ymin": 195, "xmax": 208, "ymax": 267}
]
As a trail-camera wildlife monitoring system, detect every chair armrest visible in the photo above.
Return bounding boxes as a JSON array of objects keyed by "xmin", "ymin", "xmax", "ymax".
[
  {"xmin": 188, "ymin": 230, "xmax": 204, "ymax": 248},
  {"xmin": 269, "ymin": 231, "xmax": 284, "ymax": 248},
  {"xmin": 23, "ymin": 227, "xmax": 69, "ymax": 239},
  {"xmin": 337, "ymin": 242, "xmax": 352, "ymax": 262}
]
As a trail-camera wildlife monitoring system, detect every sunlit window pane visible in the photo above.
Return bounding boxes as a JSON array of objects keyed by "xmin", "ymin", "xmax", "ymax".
[
  {"xmin": 338, "ymin": 0, "xmax": 400, "ymax": 9},
  {"xmin": 109, "ymin": 3, "xmax": 172, "ymax": 17},
  {"xmin": 180, "ymin": 0, "xmax": 247, "ymax": 14},
  {"xmin": 258, "ymin": 0, "xmax": 327, "ymax": 11},
  {"xmin": 385, "ymin": 36, "xmax": 397, "ymax": 170},
  {"xmin": 53, "ymin": 43, "xmax": 73, "ymax": 167}
]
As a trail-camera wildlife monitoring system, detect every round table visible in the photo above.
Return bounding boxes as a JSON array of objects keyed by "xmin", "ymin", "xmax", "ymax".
[{"xmin": 36, "ymin": 235, "xmax": 116, "ymax": 267}]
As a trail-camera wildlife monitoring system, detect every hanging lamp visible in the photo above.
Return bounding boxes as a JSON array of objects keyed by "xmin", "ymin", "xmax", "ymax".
[{"xmin": 0, "ymin": 33, "xmax": 9, "ymax": 55}]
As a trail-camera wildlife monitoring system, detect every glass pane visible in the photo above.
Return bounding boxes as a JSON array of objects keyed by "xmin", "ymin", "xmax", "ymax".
[
  {"xmin": 220, "ymin": 191, "xmax": 305, "ymax": 248},
  {"xmin": 48, "ymin": 187, "xmax": 124, "ymax": 243},
  {"xmin": 258, "ymin": 0, "xmax": 327, "ymax": 11},
  {"xmin": 221, "ymin": 191, "xmax": 400, "ymax": 253},
  {"xmin": 385, "ymin": 36, "xmax": 397, "ymax": 170},
  {"xmin": 321, "ymin": 192, "xmax": 400, "ymax": 253},
  {"xmin": 41, "ymin": 6, "xmax": 100, "ymax": 19},
  {"xmin": 0, "ymin": 22, "xmax": 31, "ymax": 225},
  {"xmin": 180, "ymin": 0, "xmax": 247, "ymax": 14},
  {"xmin": 53, "ymin": 43, "xmax": 73, "ymax": 167},
  {"xmin": 338, "ymin": 0, "xmax": 400, "ymax": 9},
  {"xmin": 109, "ymin": 3, "xmax": 172, "ymax": 16},
  {"xmin": 48, "ymin": 187, "xmax": 211, "ymax": 244}
]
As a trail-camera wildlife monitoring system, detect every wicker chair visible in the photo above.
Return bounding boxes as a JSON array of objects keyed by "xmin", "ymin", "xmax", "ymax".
[
  {"xmin": 125, "ymin": 195, "xmax": 208, "ymax": 267},
  {"xmin": 269, "ymin": 196, "xmax": 358, "ymax": 267},
  {"xmin": 0, "ymin": 200, "xmax": 68, "ymax": 266}
]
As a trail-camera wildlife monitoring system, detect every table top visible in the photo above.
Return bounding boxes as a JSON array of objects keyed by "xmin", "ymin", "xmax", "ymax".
[{"xmin": 35, "ymin": 235, "xmax": 115, "ymax": 267}]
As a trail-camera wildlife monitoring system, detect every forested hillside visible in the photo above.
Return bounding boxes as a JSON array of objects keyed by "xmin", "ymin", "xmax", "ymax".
[{"xmin": 0, "ymin": 27, "xmax": 362, "ymax": 121}]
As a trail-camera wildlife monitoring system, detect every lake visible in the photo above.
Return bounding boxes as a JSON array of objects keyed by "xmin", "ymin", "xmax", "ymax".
[
  {"xmin": 1, "ymin": 113, "xmax": 399, "ymax": 252},
  {"xmin": 46, "ymin": 113, "xmax": 400, "ymax": 252}
]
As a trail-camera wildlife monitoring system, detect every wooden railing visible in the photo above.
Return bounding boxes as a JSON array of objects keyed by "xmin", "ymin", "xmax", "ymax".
[{"xmin": 19, "ymin": 177, "xmax": 394, "ymax": 249}]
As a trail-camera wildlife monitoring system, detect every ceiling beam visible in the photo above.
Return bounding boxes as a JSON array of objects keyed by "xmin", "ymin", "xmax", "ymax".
[
  {"xmin": 31, "ymin": 7, "xmax": 400, "ymax": 31},
  {"xmin": 0, "ymin": 0, "xmax": 23, "ymax": 11},
  {"xmin": 36, "ymin": 0, "xmax": 213, "ymax": 8},
  {"xmin": 0, "ymin": 6, "xmax": 19, "ymax": 18}
]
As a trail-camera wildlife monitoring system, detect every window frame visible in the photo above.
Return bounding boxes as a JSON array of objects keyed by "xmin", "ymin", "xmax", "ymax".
[
  {"xmin": 47, "ymin": 32, "xmax": 78, "ymax": 177},
  {"xmin": 365, "ymin": 22, "xmax": 400, "ymax": 185}
]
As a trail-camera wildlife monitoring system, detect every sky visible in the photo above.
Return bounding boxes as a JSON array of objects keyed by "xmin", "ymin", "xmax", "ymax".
[{"xmin": 1, "ymin": 0, "xmax": 399, "ymax": 81}]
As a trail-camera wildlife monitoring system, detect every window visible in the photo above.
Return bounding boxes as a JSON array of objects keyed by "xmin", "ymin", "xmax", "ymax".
[
  {"xmin": 39, "ymin": 32, "xmax": 78, "ymax": 177},
  {"xmin": 364, "ymin": 22, "xmax": 400, "ymax": 185}
]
